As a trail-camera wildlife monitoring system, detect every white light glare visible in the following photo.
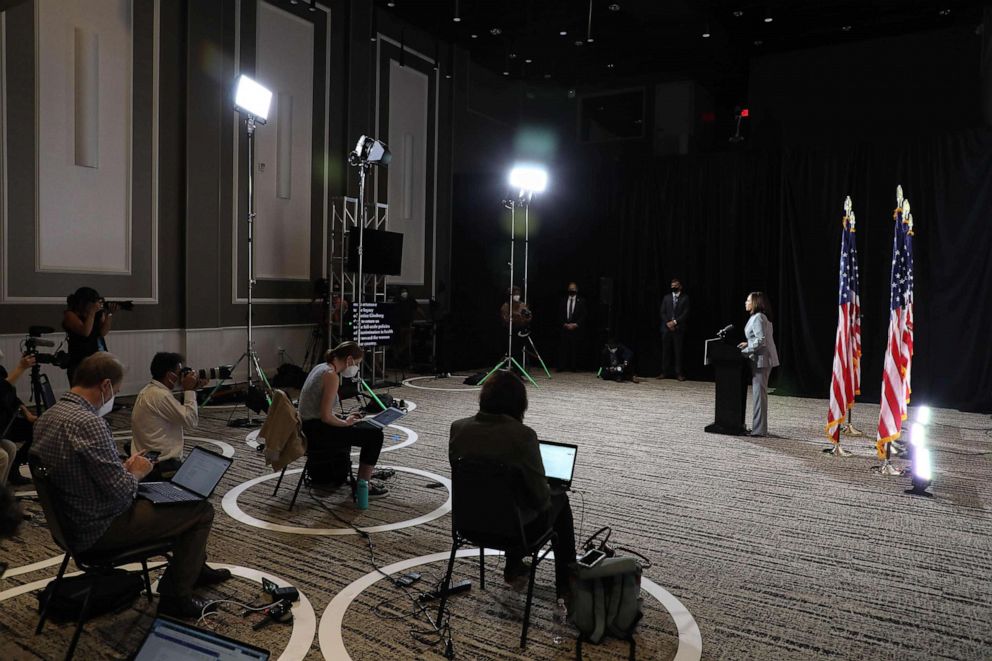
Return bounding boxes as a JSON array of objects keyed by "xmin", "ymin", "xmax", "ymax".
[
  {"xmin": 913, "ymin": 446, "xmax": 932, "ymax": 482},
  {"xmin": 916, "ymin": 405, "xmax": 932, "ymax": 425},
  {"xmin": 508, "ymin": 165, "xmax": 548, "ymax": 194},
  {"xmin": 910, "ymin": 422, "xmax": 926, "ymax": 447},
  {"xmin": 234, "ymin": 75, "xmax": 272, "ymax": 120}
]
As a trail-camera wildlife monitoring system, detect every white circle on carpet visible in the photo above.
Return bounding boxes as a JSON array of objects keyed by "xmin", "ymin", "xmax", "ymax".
[
  {"xmin": 246, "ymin": 425, "xmax": 418, "ymax": 456},
  {"xmin": 112, "ymin": 432, "xmax": 236, "ymax": 458},
  {"xmin": 0, "ymin": 563, "xmax": 315, "ymax": 661},
  {"xmin": 1, "ymin": 554, "xmax": 66, "ymax": 578},
  {"xmin": 401, "ymin": 375, "xmax": 481, "ymax": 392},
  {"xmin": 222, "ymin": 465, "xmax": 450, "ymax": 536},
  {"xmin": 318, "ymin": 549, "xmax": 702, "ymax": 661}
]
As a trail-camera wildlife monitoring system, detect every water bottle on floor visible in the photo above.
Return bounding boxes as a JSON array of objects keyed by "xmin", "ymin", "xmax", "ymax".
[
  {"xmin": 552, "ymin": 597, "xmax": 568, "ymax": 645},
  {"xmin": 356, "ymin": 479, "xmax": 369, "ymax": 510}
]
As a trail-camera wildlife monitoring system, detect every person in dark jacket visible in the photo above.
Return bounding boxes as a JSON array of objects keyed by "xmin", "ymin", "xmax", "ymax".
[
  {"xmin": 558, "ymin": 282, "xmax": 587, "ymax": 371},
  {"xmin": 449, "ymin": 370, "xmax": 576, "ymax": 597},
  {"xmin": 659, "ymin": 277, "xmax": 690, "ymax": 380}
]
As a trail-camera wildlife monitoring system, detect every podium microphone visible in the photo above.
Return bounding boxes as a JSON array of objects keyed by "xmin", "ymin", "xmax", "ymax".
[{"xmin": 716, "ymin": 324, "xmax": 734, "ymax": 338}]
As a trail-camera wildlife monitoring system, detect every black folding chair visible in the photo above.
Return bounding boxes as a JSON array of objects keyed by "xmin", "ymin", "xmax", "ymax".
[
  {"xmin": 436, "ymin": 457, "xmax": 556, "ymax": 648},
  {"xmin": 271, "ymin": 443, "xmax": 356, "ymax": 510},
  {"xmin": 29, "ymin": 456, "xmax": 174, "ymax": 661}
]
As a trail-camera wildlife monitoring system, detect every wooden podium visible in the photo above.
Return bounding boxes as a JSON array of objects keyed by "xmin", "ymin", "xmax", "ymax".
[{"xmin": 703, "ymin": 338, "xmax": 748, "ymax": 435}]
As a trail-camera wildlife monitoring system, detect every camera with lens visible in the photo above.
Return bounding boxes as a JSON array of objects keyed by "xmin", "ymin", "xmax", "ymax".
[
  {"xmin": 183, "ymin": 365, "xmax": 233, "ymax": 381},
  {"xmin": 24, "ymin": 326, "xmax": 70, "ymax": 369},
  {"xmin": 99, "ymin": 298, "xmax": 134, "ymax": 311}
]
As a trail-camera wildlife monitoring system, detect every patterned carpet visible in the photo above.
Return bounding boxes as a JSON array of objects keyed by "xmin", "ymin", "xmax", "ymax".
[{"xmin": 1, "ymin": 372, "xmax": 991, "ymax": 660}]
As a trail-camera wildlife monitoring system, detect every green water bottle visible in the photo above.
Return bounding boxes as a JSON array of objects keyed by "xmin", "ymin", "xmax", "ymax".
[{"xmin": 356, "ymin": 479, "xmax": 369, "ymax": 510}]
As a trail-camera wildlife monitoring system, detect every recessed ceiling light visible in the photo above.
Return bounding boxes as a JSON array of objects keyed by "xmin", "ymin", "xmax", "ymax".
[
  {"xmin": 503, "ymin": 70, "xmax": 509, "ymax": 76},
  {"xmin": 753, "ymin": 39, "xmax": 763, "ymax": 46},
  {"xmin": 841, "ymin": 25, "xmax": 852, "ymax": 31},
  {"xmin": 608, "ymin": 3, "xmax": 620, "ymax": 11},
  {"xmin": 587, "ymin": 37, "xmax": 595, "ymax": 42},
  {"xmin": 938, "ymin": 8, "xmax": 951, "ymax": 16},
  {"xmin": 453, "ymin": 16, "xmax": 461, "ymax": 22},
  {"xmin": 525, "ymin": 58, "xmax": 532, "ymax": 63},
  {"xmin": 764, "ymin": 9, "xmax": 773, "ymax": 23},
  {"xmin": 509, "ymin": 52, "xmax": 517, "ymax": 59},
  {"xmin": 574, "ymin": 40, "xmax": 584, "ymax": 46},
  {"xmin": 471, "ymin": 33, "xmax": 478, "ymax": 39},
  {"xmin": 386, "ymin": 1, "xmax": 395, "ymax": 6},
  {"xmin": 560, "ymin": 30, "xmax": 568, "ymax": 36},
  {"xmin": 490, "ymin": 27, "xmax": 502, "ymax": 35},
  {"xmin": 732, "ymin": 9, "xmax": 743, "ymax": 18},
  {"xmin": 607, "ymin": 63, "xmax": 615, "ymax": 68},
  {"xmin": 702, "ymin": 31, "xmax": 711, "ymax": 38}
]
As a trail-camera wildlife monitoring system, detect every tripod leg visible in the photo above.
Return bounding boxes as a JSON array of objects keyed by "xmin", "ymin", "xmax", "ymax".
[
  {"xmin": 508, "ymin": 356, "xmax": 539, "ymax": 388},
  {"xmin": 478, "ymin": 359, "xmax": 510, "ymax": 385},
  {"xmin": 526, "ymin": 337, "xmax": 552, "ymax": 379}
]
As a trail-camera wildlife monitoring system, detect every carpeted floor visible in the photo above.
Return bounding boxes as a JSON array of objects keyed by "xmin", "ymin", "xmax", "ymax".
[{"xmin": 1, "ymin": 372, "xmax": 991, "ymax": 660}]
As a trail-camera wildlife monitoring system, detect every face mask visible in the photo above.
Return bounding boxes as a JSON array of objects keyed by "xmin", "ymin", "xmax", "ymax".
[
  {"xmin": 672, "ymin": 288, "xmax": 680, "ymax": 294},
  {"xmin": 400, "ymin": 292, "xmax": 409, "ymax": 300},
  {"xmin": 513, "ymin": 295, "xmax": 521, "ymax": 302},
  {"xmin": 568, "ymin": 290, "xmax": 577, "ymax": 296},
  {"xmin": 341, "ymin": 364, "xmax": 360, "ymax": 379},
  {"xmin": 96, "ymin": 383, "xmax": 115, "ymax": 417}
]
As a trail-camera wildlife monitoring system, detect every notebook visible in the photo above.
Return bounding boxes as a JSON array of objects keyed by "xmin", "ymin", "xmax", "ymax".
[
  {"xmin": 355, "ymin": 406, "xmax": 407, "ymax": 430},
  {"xmin": 137, "ymin": 446, "xmax": 232, "ymax": 505},
  {"xmin": 132, "ymin": 616, "xmax": 269, "ymax": 660},
  {"xmin": 538, "ymin": 440, "xmax": 578, "ymax": 490}
]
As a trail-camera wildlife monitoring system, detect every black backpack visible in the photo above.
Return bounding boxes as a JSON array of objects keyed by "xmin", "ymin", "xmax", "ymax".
[{"xmin": 37, "ymin": 568, "xmax": 144, "ymax": 622}]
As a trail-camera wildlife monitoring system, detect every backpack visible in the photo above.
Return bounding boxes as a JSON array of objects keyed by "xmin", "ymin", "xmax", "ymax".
[
  {"xmin": 37, "ymin": 568, "xmax": 144, "ymax": 622},
  {"xmin": 568, "ymin": 527, "xmax": 648, "ymax": 659}
]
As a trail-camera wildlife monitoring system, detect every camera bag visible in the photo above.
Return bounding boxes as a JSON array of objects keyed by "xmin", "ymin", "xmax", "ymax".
[{"xmin": 36, "ymin": 568, "xmax": 144, "ymax": 622}]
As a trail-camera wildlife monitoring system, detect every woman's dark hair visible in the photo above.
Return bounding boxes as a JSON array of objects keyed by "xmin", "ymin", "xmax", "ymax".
[
  {"xmin": 67, "ymin": 286, "xmax": 101, "ymax": 313},
  {"xmin": 479, "ymin": 370, "xmax": 528, "ymax": 421},
  {"xmin": 324, "ymin": 341, "xmax": 364, "ymax": 363},
  {"xmin": 748, "ymin": 291, "xmax": 773, "ymax": 322}
]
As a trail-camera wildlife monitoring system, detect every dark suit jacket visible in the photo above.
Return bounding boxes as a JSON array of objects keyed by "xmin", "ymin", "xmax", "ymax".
[
  {"xmin": 561, "ymin": 296, "xmax": 587, "ymax": 327},
  {"xmin": 449, "ymin": 412, "xmax": 550, "ymax": 517},
  {"xmin": 660, "ymin": 292, "xmax": 690, "ymax": 333}
]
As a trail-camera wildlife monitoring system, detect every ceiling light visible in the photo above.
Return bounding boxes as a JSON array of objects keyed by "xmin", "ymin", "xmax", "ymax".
[
  {"xmin": 503, "ymin": 70, "xmax": 510, "ymax": 76},
  {"xmin": 607, "ymin": 63, "xmax": 615, "ymax": 68},
  {"xmin": 290, "ymin": 0, "xmax": 299, "ymax": 4},
  {"xmin": 509, "ymin": 52, "xmax": 517, "ymax": 59},
  {"xmin": 939, "ymin": 9, "xmax": 951, "ymax": 16},
  {"xmin": 841, "ymin": 25, "xmax": 852, "ymax": 31},
  {"xmin": 608, "ymin": 3, "xmax": 620, "ymax": 11},
  {"xmin": 453, "ymin": 0, "xmax": 460, "ymax": 21},
  {"xmin": 560, "ymin": 30, "xmax": 568, "ymax": 36},
  {"xmin": 574, "ymin": 40, "xmax": 584, "ymax": 46},
  {"xmin": 702, "ymin": 24, "xmax": 711, "ymax": 38},
  {"xmin": 490, "ymin": 27, "xmax": 502, "ymax": 35},
  {"xmin": 733, "ymin": 9, "xmax": 743, "ymax": 18},
  {"xmin": 587, "ymin": 37, "xmax": 595, "ymax": 42},
  {"xmin": 525, "ymin": 58, "xmax": 532, "ymax": 63},
  {"xmin": 753, "ymin": 39, "xmax": 763, "ymax": 46},
  {"xmin": 308, "ymin": 0, "xmax": 316, "ymax": 12},
  {"xmin": 763, "ymin": 9, "xmax": 773, "ymax": 23},
  {"xmin": 544, "ymin": 73, "xmax": 552, "ymax": 79},
  {"xmin": 387, "ymin": 1, "xmax": 395, "ymax": 6},
  {"xmin": 453, "ymin": 16, "xmax": 461, "ymax": 22},
  {"xmin": 471, "ymin": 33, "xmax": 478, "ymax": 39}
]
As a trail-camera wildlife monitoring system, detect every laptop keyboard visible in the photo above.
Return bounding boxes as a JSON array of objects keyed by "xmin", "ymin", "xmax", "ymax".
[{"xmin": 141, "ymin": 482, "xmax": 195, "ymax": 502}]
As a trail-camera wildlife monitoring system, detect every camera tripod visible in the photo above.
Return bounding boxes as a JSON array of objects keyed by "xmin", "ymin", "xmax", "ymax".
[
  {"xmin": 517, "ymin": 329, "xmax": 551, "ymax": 378},
  {"xmin": 28, "ymin": 362, "xmax": 54, "ymax": 417}
]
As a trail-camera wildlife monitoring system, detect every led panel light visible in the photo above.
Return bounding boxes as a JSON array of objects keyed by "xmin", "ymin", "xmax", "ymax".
[
  {"xmin": 234, "ymin": 75, "xmax": 272, "ymax": 121},
  {"xmin": 508, "ymin": 165, "xmax": 548, "ymax": 194}
]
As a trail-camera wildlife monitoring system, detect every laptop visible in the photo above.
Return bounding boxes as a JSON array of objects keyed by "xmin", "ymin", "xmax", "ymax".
[
  {"xmin": 131, "ymin": 616, "xmax": 269, "ymax": 660},
  {"xmin": 539, "ymin": 441, "xmax": 578, "ymax": 490},
  {"xmin": 137, "ymin": 446, "xmax": 233, "ymax": 505},
  {"xmin": 355, "ymin": 406, "xmax": 407, "ymax": 430}
]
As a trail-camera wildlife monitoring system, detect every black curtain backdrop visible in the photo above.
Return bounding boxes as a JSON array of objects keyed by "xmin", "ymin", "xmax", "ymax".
[{"xmin": 588, "ymin": 128, "xmax": 992, "ymax": 412}]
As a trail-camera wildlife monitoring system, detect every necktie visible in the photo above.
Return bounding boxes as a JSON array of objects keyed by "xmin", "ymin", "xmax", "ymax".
[{"xmin": 568, "ymin": 297, "xmax": 574, "ymax": 321}]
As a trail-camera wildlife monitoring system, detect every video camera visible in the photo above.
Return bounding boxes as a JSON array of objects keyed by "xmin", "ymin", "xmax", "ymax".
[
  {"xmin": 24, "ymin": 326, "xmax": 70, "ymax": 369},
  {"xmin": 182, "ymin": 365, "xmax": 234, "ymax": 381}
]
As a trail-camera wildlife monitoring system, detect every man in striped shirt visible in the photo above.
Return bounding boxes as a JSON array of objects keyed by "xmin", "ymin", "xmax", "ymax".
[{"xmin": 32, "ymin": 353, "xmax": 229, "ymax": 618}]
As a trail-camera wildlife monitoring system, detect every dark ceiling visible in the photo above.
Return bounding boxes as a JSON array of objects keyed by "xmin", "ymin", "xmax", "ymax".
[{"xmin": 380, "ymin": 0, "xmax": 985, "ymax": 91}]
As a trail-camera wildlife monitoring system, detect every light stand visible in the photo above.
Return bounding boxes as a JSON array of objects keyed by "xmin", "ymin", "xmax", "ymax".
[
  {"xmin": 204, "ymin": 75, "xmax": 273, "ymax": 427},
  {"xmin": 519, "ymin": 201, "xmax": 551, "ymax": 378}
]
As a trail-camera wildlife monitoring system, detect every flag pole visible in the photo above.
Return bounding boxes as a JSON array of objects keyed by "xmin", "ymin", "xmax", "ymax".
[{"xmin": 825, "ymin": 195, "xmax": 858, "ymax": 457}]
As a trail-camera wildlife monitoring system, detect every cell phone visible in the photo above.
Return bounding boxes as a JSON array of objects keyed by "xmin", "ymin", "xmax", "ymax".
[
  {"xmin": 577, "ymin": 548, "xmax": 607, "ymax": 568},
  {"xmin": 143, "ymin": 451, "xmax": 161, "ymax": 462}
]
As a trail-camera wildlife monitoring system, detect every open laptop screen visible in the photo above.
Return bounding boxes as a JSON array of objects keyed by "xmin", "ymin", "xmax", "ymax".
[
  {"xmin": 539, "ymin": 441, "xmax": 577, "ymax": 484},
  {"xmin": 134, "ymin": 617, "xmax": 269, "ymax": 660},
  {"xmin": 172, "ymin": 447, "xmax": 232, "ymax": 498}
]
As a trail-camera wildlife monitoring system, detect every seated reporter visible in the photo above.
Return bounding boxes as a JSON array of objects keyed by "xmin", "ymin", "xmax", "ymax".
[
  {"xmin": 448, "ymin": 370, "xmax": 577, "ymax": 598},
  {"xmin": 31, "ymin": 353, "xmax": 230, "ymax": 618},
  {"xmin": 0, "ymin": 350, "xmax": 38, "ymax": 485},
  {"xmin": 298, "ymin": 341, "xmax": 388, "ymax": 496},
  {"xmin": 131, "ymin": 352, "xmax": 207, "ymax": 481}
]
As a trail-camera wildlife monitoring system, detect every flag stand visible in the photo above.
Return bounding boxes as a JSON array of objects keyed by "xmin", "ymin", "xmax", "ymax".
[{"xmin": 875, "ymin": 442, "xmax": 904, "ymax": 476}]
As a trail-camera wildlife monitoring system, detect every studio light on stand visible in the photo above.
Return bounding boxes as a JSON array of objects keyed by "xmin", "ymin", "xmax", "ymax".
[
  {"xmin": 348, "ymin": 135, "xmax": 391, "ymax": 408},
  {"xmin": 479, "ymin": 164, "xmax": 549, "ymax": 387},
  {"xmin": 205, "ymin": 74, "xmax": 274, "ymax": 427}
]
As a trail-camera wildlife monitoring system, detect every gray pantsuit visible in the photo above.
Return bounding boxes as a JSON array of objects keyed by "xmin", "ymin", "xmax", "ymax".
[{"xmin": 742, "ymin": 312, "xmax": 779, "ymax": 436}]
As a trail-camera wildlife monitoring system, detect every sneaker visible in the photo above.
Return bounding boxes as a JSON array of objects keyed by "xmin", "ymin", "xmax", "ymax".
[
  {"xmin": 371, "ymin": 468, "xmax": 395, "ymax": 480},
  {"xmin": 158, "ymin": 595, "xmax": 217, "ymax": 619},
  {"xmin": 195, "ymin": 565, "xmax": 232, "ymax": 587},
  {"xmin": 368, "ymin": 480, "xmax": 389, "ymax": 498}
]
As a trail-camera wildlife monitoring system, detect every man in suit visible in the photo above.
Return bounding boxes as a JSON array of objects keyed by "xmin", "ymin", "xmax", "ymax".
[
  {"xmin": 659, "ymin": 277, "xmax": 690, "ymax": 380},
  {"xmin": 558, "ymin": 282, "xmax": 587, "ymax": 372}
]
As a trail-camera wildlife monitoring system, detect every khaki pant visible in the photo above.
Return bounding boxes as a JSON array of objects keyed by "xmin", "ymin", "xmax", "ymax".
[{"xmin": 89, "ymin": 499, "xmax": 214, "ymax": 598}]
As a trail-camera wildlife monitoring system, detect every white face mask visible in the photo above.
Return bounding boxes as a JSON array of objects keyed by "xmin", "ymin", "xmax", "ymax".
[
  {"xmin": 512, "ymin": 295, "xmax": 521, "ymax": 302},
  {"xmin": 341, "ymin": 364, "xmax": 360, "ymax": 379},
  {"xmin": 96, "ymin": 383, "xmax": 115, "ymax": 417}
]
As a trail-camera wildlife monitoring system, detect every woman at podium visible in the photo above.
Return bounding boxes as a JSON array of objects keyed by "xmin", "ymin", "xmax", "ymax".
[{"xmin": 738, "ymin": 292, "xmax": 779, "ymax": 436}]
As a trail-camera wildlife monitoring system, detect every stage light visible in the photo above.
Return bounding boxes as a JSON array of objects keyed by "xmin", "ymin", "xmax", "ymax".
[
  {"xmin": 349, "ymin": 135, "xmax": 391, "ymax": 166},
  {"xmin": 740, "ymin": 108, "xmax": 749, "ymax": 117},
  {"xmin": 234, "ymin": 75, "xmax": 272, "ymax": 122},
  {"xmin": 916, "ymin": 405, "xmax": 932, "ymax": 425},
  {"xmin": 508, "ymin": 165, "xmax": 548, "ymax": 195}
]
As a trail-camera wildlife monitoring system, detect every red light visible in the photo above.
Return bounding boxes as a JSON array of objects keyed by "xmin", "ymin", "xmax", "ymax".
[
  {"xmin": 701, "ymin": 111, "xmax": 716, "ymax": 123},
  {"xmin": 740, "ymin": 108, "xmax": 750, "ymax": 118}
]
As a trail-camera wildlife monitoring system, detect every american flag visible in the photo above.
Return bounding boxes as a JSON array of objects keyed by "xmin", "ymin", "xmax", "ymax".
[
  {"xmin": 826, "ymin": 197, "xmax": 862, "ymax": 443},
  {"xmin": 876, "ymin": 190, "xmax": 915, "ymax": 458}
]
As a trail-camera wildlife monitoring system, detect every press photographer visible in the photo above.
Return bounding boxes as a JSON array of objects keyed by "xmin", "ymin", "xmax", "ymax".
[
  {"xmin": 62, "ymin": 287, "xmax": 132, "ymax": 383},
  {"xmin": 0, "ymin": 345, "xmax": 51, "ymax": 485},
  {"xmin": 599, "ymin": 338, "xmax": 637, "ymax": 383},
  {"xmin": 131, "ymin": 353, "xmax": 209, "ymax": 481}
]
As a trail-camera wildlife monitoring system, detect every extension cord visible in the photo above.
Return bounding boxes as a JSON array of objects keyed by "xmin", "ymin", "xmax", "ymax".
[{"xmin": 417, "ymin": 579, "xmax": 472, "ymax": 602}]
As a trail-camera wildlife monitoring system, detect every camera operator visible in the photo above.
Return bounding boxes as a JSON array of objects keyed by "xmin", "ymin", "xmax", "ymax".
[
  {"xmin": 599, "ymin": 338, "xmax": 637, "ymax": 383},
  {"xmin": 63, "ymin": 287, "xmax": 117, "ymax": 383},
  {"xmin": 130, "ymin": 353, "xmax": 207, "ymax": 481},
  {"xmin": 0, "ymin": 350, "xmax": 38, "ymax": 485},
  {"xmin": 499, "ymin": 286, "xmax": 532, "ymax": 364}
]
